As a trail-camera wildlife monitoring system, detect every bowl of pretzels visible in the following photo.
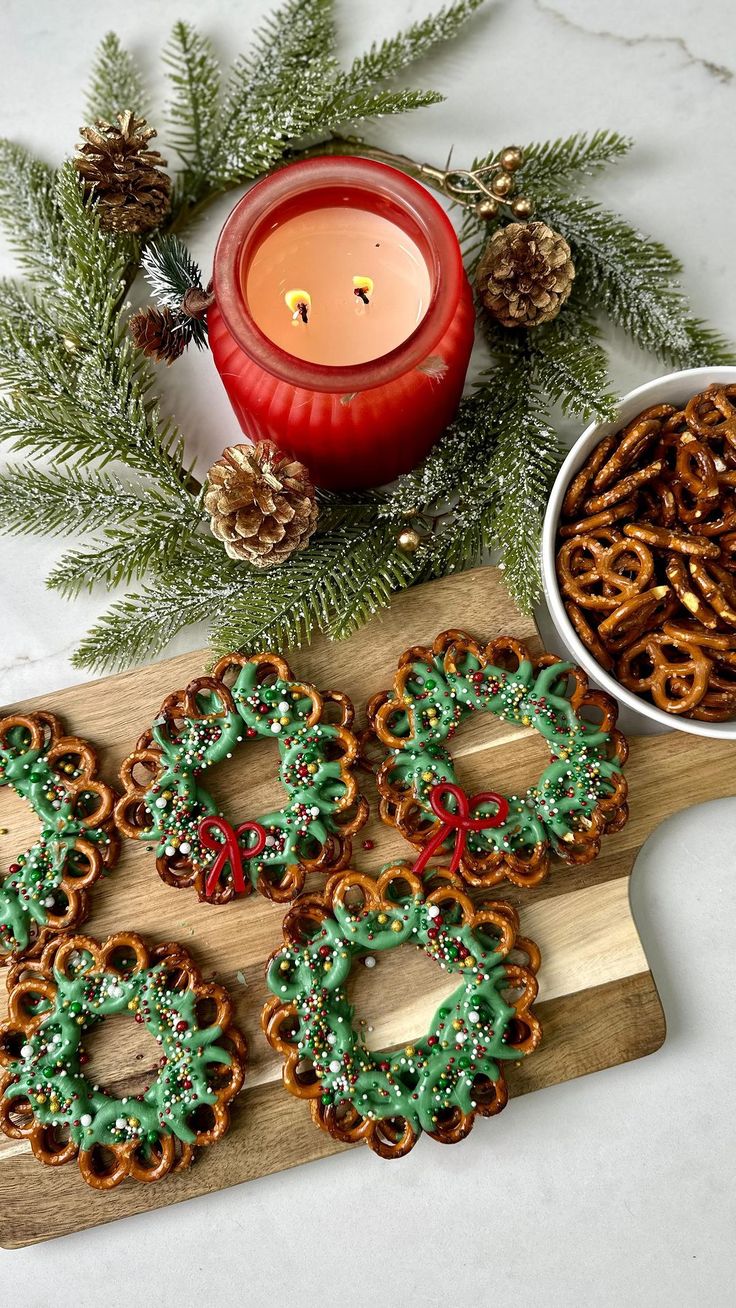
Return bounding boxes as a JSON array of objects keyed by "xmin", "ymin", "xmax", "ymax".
[{"xmin": 542, "ymin": 366, "xmax": 736, "ymax": 737}]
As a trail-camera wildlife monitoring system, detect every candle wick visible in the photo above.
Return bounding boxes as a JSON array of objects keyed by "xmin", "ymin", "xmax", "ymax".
[
  {"xmin": 296, "ymin": 301, "xmax": 309, "ymax": 324},
  {"xmin": 354, "ymin": 288, "xmax": 370, "ymax": 305}
]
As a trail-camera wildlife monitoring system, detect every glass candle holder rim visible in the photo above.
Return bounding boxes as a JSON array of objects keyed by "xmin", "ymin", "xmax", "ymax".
[{"xmin": 212, "ymin": 155, "xmax": 468, "ymax": 394}]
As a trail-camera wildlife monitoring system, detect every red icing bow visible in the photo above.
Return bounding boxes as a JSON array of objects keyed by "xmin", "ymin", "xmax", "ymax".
[
  {"xmin": 412, "ymin": 782, "xmax": 509, "ymax": 878},
  {"xmin": 198, "ymin": 815, "xmax": 267, "ymax": 898}
]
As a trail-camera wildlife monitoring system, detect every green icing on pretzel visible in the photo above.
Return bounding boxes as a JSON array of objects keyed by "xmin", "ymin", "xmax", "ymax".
[
  {"xmin": 139, "ymin": 661, "xmax": 357, "ymax": 893},
  {"xmin": 3, "ymin": 955, "xmax": 231, "ymax": 1150},
  {"xmin": 380, "ymin": 648, "xmax": 624, "ymax": 863},
  {"xmin": 0, "ymin": 725, "xmax": 112, "ymax": 958},
  {"xmin": 267, "ymin": 886, "xmax": 533, "ymax": 1136}
]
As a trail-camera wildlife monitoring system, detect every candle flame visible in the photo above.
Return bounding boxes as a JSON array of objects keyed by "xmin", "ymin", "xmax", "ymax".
[
  {"xmin": 352, "ymin": 276, "xmax": 373, "ymax": 304},
  {"xmin": 285, "ymin": 288, "xmax": 311, "ymax": 323}
]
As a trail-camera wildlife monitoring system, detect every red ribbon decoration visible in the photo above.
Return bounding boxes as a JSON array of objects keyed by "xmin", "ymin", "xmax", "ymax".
[
  {"xmin": 412, "ymin": 782, "xmax": 510, "ymax": 878},
  {"xmin": 198, "ymin": 815, "xmax": 268, "ymax": 899}
]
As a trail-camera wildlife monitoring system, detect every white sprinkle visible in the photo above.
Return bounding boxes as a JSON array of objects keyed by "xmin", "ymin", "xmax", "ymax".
[
  {"xmin": 80, "ymin": 1113, "xmax": 92, "ymax": 1127},
  {"xmin": 20, "ymin": 1044, "xmax": 33, "ymax": 1059},
  {"xmin": 115, "ymin": 1117, "xmax": 126, "ymax": 1130},
  {"xmin": 165, "ymin": 845, "xmax": 176, "ymax": 857},
  {"xmin": 155, "ymin": 797, "xmax": 168, "ymax": 809},
  {"xmin": 310, "ymin": 806, "xmax": 319, "ymax": 817},
  {"xmin": 265, "ymin": 836, "xmax": 276, "ymax": 847},
  {"xmin": 468, "ymin": 1010, "xmax": 480, "ymax": 1023},
  {"xmin": 270, "ymin": 722, "xmax": 281, "ymax": 734},
  {"xmin": 179, "ymin": 842, "xmax": 191, "ymax": 855},
  {"xmin": 363, "ymin": 957, "xmax": 376, "ymax": 969},
  {"xmin": 427, "ymin": 905, "xmax": 440, "ymax": 919},
  {"xmin": 278, "ymin": 701, "xmax": 289, "ymax": 713},
  {"xmin": 328, "ymin": 1060, "xmax": 341, "ymax": 1073},
  {"xmin": 456, "ymin": 1032, "xmax": 467, "ymax": 1045}
]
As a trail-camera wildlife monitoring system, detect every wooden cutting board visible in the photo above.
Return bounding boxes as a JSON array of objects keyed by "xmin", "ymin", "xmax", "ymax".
[{"xmin": 1, "ymin": 564, "xmax": 730, "ymax": 1248}]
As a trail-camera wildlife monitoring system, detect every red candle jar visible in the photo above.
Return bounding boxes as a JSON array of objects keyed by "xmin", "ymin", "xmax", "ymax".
[{"xmin": 208, "ymin": 156, "xmax": 475, "ymax": 490}]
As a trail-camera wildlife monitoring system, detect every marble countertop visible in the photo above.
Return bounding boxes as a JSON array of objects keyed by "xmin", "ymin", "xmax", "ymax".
[{"xmin": 1, "ymin": 1, "xmax": 735, "ymax": 1303}]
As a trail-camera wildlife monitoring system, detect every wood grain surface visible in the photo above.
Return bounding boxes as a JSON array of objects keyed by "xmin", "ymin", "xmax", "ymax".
[{"xmin": 1, "ymin": 564, "xmax": 725, "ymax": 1247}]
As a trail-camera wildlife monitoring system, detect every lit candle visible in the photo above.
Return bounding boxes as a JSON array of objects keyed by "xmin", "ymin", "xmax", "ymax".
[{"xmin": 208, "ymin": 157, "xmax": 475, "ymax": 490}]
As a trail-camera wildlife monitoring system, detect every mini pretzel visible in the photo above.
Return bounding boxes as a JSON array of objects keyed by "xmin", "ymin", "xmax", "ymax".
[
  {"xmin": 557, "ymin": 534, "xmax": 654, "ymax": 612},
  {"xmin": 558, "ymin": 498, "xmax": 637, "ymax": 539},
  {"xmin": 664, "ymin": 555, "xmax": 720, "ymax": 627},
  {"xmin": 688, "ymin": 557, "xmax": 736, "ymax": 625},
  {"xmin": 263, "ymin": 866, "xmax": 541, "ymax": 1158},
  {"xmin": 561, "ymin": 432, "xmax": 619, "ymax": 519},
  {"xmin": 623, "ymin": 523, "xmax": 720, "ymax": 559},
  {"xmin": 566, "ymin": 602, "xmax": 615, "ymax": 672},
  {"xmin": 367, "ymin": 630, "xmax": 628, "ymax": 890},
  {"xmin": 0, "ymin": 931, "xmax": 246, "ymax": 1188},
  {"xmin": 116, "ymin": 652, "xmax": 368, "ymax": 904},
  {"xmin": 597, "ymin": 586, "xmax": 677, "ymax": 654},
  {"xmin": 583, "ymin": 458, "xmax": 664, "ymax": 514},
  {"xmin": 617, "ymin": 634, "xmax": 711, "ymax": 714},
  {"xmin": 0, "ymin": 712, "xmax": 119, "ymax": 963},
  {"xmin": 591, "ymin": 405, "xmax": 675, "ymax": 491}
]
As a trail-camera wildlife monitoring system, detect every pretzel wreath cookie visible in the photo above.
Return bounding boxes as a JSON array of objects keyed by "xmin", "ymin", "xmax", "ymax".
[
  {"xmin": 367, "ymin": 631, "xmax": 628, "ymax": 888},
  {"xmin": 263, "ymin": 866, "xmax": 541, "ymax": 1157},
  {"xmin": 0, "ymin": 931, "xmax": 246, "ymax": 1189},
  {"xmin": 0, "ymin": 712, "xmax": 118, "ymax": 963},
  {"xmin": 116, "ymin": 652, "xmax": 368, "ymax": 904}
]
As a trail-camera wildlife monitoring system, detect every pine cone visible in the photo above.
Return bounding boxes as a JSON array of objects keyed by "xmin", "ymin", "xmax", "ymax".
[
  {"xmin": 476, "ymin": 221, "xmax": 575, "ymax": 328},
  {"xmin": 74, "ymin": 111, "xmax": 171, "ymax": 235},
  {"xmin": 129, "ymin": 306, "xmax": 186, "ymax": 365},
  {"xmin": 204, "ymin": 442, "xmax": 318, "ymax": 568}
]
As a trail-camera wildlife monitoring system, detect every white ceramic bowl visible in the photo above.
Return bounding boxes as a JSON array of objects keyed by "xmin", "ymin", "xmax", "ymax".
[{"xmin": 542, "ymin": 365, "xmax": 736, "ymax": 739}]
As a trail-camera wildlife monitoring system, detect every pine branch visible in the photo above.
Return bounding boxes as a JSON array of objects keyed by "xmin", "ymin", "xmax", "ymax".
[
  {"xmin": 484, "ymin": 369, "xmax": 560, "ymax": 612},
  {"xmin": 209, "ymin": 525, "xmax": 416, "ymax": 653},
  {"xmin": 212, "ymin": 0, "xmax": 338, "ymax": 186},
  {"xmin": 336, "ymin": 0, "xmax": 484, "ymax": 89},
  {"xmin": 518, "ymin": 131, "xmax": 633, "ymax": 192},
  {"xmin": 386, "ymin": 390, "xmax": 500, "ymax": 513},
  {"xmin": 0, "ymin": 142, "xmax": 64, "ymax": 292},
  {"xmin": 85, "ymin": 32, "xmax": 149, "ymax": 122},
  {"xmin": 320, "ymin": 88, "xmax": 444, "ymax": 128},
  {"xmin": 46, "ymin": 517, "xmax": 201, "ymax": 597},
  {"xmin": 525, "ymin": 301, "xmax": 617, "ymax": 421},
  {"xmin": 163, "ymin": 22, "xmax": 221, "ymax": 200},
  {"xmin": 541, "ymin": 194, "xmax": 736, "ymax": 368},
  {"xmin": 72, "ymin": 581, "xmax": 221, "ymax": 673},
  {"xmin": 0, "ymin": 464, "xmax": 148, "ymax": 535}
]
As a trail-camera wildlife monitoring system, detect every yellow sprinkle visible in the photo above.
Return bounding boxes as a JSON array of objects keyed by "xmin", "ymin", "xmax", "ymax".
[
  {"xmin": 422, "ymin": 771, "xmax": 434, "ymax": 782},
  {"xmin": 452, "ymin": 1019, "xmax": 462, "ymax": 1030},
  {"xmin": 391, "ymin": 920, "xmax": 403, "ymax": 933},
  {"xmin": 35, "ymin": 1094, "xmax": 46, "ymax": 1105},
  {"xmin": 307, "ymin": 763, "xmax": 318, "ymax": 774},
  {"xmin": 405, "ymin": 1046, "xmax": 415, "ymax": 1057},
  {"xmin": 280, "ymin": 716, "xmax": 290, "ymax": 726},
  {"xmin": 279, "ymin": 960, "xmax": 290, "ymax": 972},
  {"xmin": 377, "ymin": 913, "xmax": 388, "ymax": 924},
  {"xmin": 128, "ymin": 1117, "xmax": 139, "ymax": 1128},
  {"xmin": 323, "ymin": 961, "xmax": 332, "ymax": 971}
]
